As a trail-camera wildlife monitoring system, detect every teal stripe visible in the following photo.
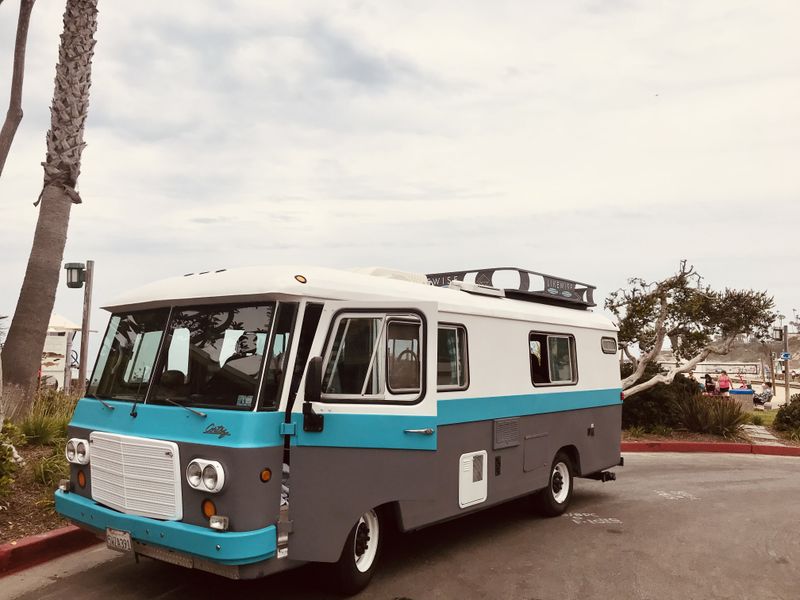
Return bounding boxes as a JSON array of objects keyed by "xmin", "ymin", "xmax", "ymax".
[
  {"xmin": 437, "ymin": 387, "xmax": 622, "ymax": 425},
  {"xmin": 291, "ymin": 412, "xmax": 437, "ymax": 450},
  {"xmin": 55, "ymin": 491, "xmax": 276, "ymax": 565},
  {"xmin": 291, "ymin": 388, "xmax": 621, "ymax": 450},
  {"xmin": 70, "ymin": 399, "xmax": 284, "ymax": 448}
]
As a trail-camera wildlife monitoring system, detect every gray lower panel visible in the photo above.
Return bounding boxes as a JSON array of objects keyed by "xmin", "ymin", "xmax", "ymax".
[{"xmin": 287, "ymin": 404, "xmax": 621, "ymax": 563}]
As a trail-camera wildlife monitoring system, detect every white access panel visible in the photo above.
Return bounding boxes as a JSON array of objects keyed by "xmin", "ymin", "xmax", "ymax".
[{"xmin": 459, "ymin": 450, "xmax": 488, "ymax": 508}]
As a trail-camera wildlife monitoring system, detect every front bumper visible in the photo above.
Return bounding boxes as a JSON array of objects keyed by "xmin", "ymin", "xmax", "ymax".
[{"xmin": 55, "ymin": 490, "xmax": 276, "ymax": 566}]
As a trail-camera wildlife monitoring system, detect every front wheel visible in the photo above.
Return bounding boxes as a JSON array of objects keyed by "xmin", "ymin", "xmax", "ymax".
[
  {"xmin": 533, "ymin": 451, "xmax": 574, "ymax": 517},
  {"xmin": 329, "ymin": 509, "xmax": 382, "ymax": 596}
]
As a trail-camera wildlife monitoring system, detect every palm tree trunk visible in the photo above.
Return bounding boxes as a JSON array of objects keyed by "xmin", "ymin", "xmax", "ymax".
[
  {"xmin": 1, "ymin": 0, "xmax": 98, "ymax": 418},
  {"xmin": 0, "ymin": 0, "xmax": 36, "ymax": 179}
]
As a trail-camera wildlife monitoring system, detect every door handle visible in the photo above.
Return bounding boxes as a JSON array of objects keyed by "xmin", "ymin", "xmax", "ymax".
[{"xmin": 404, "ymin": 428, "xmax": 434, "ymax": 435}]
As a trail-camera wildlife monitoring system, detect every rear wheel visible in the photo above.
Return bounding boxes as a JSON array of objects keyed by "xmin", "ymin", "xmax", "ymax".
[
  {"xmin": 534, "ymin": 451, "xmax": 574, "ymax": 517},
  {"xmin": 330, "ymin": 509, "xmax": 382, "ymax": 596}
]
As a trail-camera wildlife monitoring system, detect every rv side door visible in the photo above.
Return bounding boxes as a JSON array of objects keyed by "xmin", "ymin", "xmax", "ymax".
[{"xmin": 285, "ymin": 300, "xmax": 438, "ymax": 563}]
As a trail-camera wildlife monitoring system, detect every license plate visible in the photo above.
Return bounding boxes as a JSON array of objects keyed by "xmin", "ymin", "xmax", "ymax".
[{"xmin": 106, "ymin": 528, "xmax": 132, "ymax": 553}]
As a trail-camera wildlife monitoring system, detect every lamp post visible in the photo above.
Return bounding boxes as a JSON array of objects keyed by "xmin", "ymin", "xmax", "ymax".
[{"xmin": 64, "ymin": 261, "xmax": 94, "ymax": 394}]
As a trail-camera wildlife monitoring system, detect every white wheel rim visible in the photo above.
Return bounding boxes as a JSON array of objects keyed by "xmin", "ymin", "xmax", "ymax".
[
  {"xmin": 551, "ymin": 461, "xmax": 570, "ymax": 504},
  {"xmin": 353, "ymin": 509, "xmax": 379, "ymax": 573}
]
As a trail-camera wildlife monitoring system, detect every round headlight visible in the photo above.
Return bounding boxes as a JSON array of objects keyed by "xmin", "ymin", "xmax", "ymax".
[
  {"xmin": 202, "ymin": 465, "xmax": 218, "ymax": 491},
  {"xmin": 76, "ymin": 441, "xmax": 87, "ymax": 463},
  {"xmin": 186, "ymin": 461, "xmax": 202, "ymax": 488},
  {"xmin": 66, "ymin": 440, "xmax": 76, "ymax": 462}
]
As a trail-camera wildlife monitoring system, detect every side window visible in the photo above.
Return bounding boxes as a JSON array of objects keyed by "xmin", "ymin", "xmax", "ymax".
[
  {"xmin": 321, "ymin": 312, "xmax": 423, "ymax": 402},
  {"xmin": 260, "ymin": 303, "xmax": 298, "ymax": 411},
  {"xmin": 529, "ymin": 332, "xmax": 577, "ymax": 386},
  {"xmin": 437, "ymin": 325, "xmax": 469, "ymax": 390}
]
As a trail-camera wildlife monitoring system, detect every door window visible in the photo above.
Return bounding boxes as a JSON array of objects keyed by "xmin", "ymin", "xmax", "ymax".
[{"xmin": 322, "ymin": 312, "xmax": 424, "ymax": 402}]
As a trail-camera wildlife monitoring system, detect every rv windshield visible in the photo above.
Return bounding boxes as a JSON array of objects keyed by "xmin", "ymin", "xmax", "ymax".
[
  {"xmin": 149, "ymin": 303, "xmax": 274, "ymax": 411},
  {"xmin": 89, "ymin": 303, "xmax": 275, "ymax": 410}
]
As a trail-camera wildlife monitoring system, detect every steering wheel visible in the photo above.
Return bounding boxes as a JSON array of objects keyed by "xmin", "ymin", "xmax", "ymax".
[{"xmin": 397, "ymin": 348, "xmax": 419, "ymax": 363}]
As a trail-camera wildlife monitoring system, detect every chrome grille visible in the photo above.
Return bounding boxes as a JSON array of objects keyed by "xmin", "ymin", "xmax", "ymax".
[{"xmin": 90, "ymin": 432, "xmax": 183, "ymax": 520}]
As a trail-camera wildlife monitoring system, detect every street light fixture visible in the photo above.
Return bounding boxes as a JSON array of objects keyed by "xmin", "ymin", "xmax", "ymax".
[
  {"xmin": 64, "ymin": 263, "xmax": 86, "ymax": 288},
  {"xmin": 64, "ymin": 260, "xmax": 94, "ymax": 395}
]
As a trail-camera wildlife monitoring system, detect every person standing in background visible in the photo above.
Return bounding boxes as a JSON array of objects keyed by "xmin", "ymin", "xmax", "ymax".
[
  {"xmin": 718, "ymin": 370, "xmax": 732, "ymax": 395},
  {"xmin": 704, "ymin": 373, "xmax": 715, "ymax": 394}
]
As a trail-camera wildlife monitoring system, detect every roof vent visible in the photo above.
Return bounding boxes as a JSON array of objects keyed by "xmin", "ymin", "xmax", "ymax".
[
  {"xmin": 351, "ymin": 267, "xmax": 429, "ymax": 285},
  {"xmin": 448, "ymin": 280, "xmax": 505, "ymax": 298}
]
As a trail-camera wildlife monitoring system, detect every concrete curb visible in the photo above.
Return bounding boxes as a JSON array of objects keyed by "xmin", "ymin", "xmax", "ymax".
[
  {"xmin": 622, "ymin": 441, "xmax": 800, "ymax": 456},
  {"xmin": 0, "ymin": 525, "xmax": 100, "ymax": 578}
]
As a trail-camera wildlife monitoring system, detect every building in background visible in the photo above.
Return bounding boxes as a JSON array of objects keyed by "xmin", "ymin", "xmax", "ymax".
[{"xmin": 41, "ymin": 315, "xmax": 81, "ymax": 392}]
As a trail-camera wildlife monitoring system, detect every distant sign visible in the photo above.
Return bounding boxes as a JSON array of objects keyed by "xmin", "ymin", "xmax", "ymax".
[{"xmin": 780, "ymin": 352, "xmax": 791, "ymax": 361}]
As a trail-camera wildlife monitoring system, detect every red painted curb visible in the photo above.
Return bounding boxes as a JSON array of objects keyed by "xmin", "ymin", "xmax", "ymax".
[
  {"xmin": 622, "ymin": 441, "xmax": 800, "ymax": 456},
  {"xmin": 0, "ymin": 525, "xmax": 100, "ymax": 578},
  {"xmin": 752, "ymin": 444, "xmax": 800, "ymax": 457}
]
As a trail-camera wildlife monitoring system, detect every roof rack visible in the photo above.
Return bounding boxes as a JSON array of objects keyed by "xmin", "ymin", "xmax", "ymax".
[{"xmin": 426, "ymin": 267, "xmax": 596, "ymax": 310}]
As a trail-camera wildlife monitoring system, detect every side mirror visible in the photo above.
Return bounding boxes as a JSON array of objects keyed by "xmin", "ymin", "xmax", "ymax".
[{"xmin": 303, "ymin": 356, "xmax": 324, "ymax": 432}]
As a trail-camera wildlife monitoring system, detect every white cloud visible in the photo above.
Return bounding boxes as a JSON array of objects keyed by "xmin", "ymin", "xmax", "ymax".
[{"xmin": 0, "ymin": 0, "xmax": 798, "ymax": 347}]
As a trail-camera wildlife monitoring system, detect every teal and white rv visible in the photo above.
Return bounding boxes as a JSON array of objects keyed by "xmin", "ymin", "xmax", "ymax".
[{"xmin": 55, "ymin": 265, "xmax": 622, "ymax": 594}]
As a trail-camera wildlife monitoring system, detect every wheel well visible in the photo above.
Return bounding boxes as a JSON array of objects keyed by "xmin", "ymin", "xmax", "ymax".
[
  {"xmin": 558, "ymin": 445, "xmax": 581, "ymax": 476},
  {"xmin": 375, "ymin": 502, "xmax": 402, "ymax": 533}
]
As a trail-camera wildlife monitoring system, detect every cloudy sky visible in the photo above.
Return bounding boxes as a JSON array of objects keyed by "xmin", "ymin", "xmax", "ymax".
[{"xmin": 1, "ymin": 0, "xmax": 799, "ymax": 352}]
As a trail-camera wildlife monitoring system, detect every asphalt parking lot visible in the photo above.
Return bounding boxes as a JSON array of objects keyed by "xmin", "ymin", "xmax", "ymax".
[{"xmin": 5, "ymin": 453, "xmax": 799, "ymax": 600}]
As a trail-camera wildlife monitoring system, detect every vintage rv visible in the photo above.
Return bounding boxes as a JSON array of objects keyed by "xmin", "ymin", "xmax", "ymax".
[{"xmin": 55, "ymin": 265, "xmax": 622, "ymax": 594}]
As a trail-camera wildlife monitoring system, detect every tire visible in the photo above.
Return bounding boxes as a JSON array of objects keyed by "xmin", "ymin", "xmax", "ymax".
[
  {"xmin": 534, "ymin": 451, "xmax": 574, "ymax": 517},
  {"xmin": 329, "ymin": 509, "xmax": 382, "ymax": 596}
]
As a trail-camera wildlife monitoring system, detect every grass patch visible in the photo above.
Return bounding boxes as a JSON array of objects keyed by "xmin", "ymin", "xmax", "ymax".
[{"xmin": 754, "ymin": 410, "xmax": 778, "ymax": 428}]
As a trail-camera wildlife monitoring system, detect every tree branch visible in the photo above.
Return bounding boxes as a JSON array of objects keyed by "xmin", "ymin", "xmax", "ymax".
[
  {"xmin": 622, "ymin": 345, "xmax": 639, "ymax": 368},
  {"xmin": 623, "ymin": 334, "xmax": 738, "ymax": 397},
  {"xmin": 0, "ymin": 0, "xmax": 36, "ymax": 179},
  {"xmin": 621, "ymin": 288, "xmax": 670, "ymax": 388}
]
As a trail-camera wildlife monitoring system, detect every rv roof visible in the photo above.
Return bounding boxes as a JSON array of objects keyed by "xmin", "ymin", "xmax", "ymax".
[{"xmin": 104, "ymin": 265, "xmax": 616, "ymax": 331}]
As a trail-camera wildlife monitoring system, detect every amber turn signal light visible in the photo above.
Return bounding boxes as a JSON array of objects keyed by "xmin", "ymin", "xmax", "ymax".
[
  {"xmin": 202, "ymin": 499, "xmax": 217, "ymax": 519},
  {"xmin": 77, "ymin": 469, "xmax": 86, "ymax": 488},
  {"xmin": 260, "ymin": 468, "xmax": 272, "ymax": 483}
]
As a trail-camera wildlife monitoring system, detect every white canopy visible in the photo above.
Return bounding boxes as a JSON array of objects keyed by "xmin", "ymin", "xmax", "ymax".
[{"xmin": 48, "ymin": 314, "xmax": 81, "ymax": 332}]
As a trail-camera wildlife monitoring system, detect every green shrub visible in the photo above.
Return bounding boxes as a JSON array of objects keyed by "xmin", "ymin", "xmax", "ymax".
[
  {"xmin": 627, "ymin": 426, "xmax": 646, "ymax": 438},
  {"xmin": 674, "ymin": 394, "xmax": 748, "ymax": 439},
  {"xmin": 750, "ymin": 415, "xmax": 764, "ymax": 426},
  {"xmin": 34, "ymin": 449, "xmax": 69, "ymax": 489},
  {"xmin": 621, "ymin": 363, "xmax": 695, "ymax": 430},
  {"xmin": 774, "ymin": 396, "xmax": 800, "ymax": 432},
  {"xmin": 1, "ymin": 419, "xmax": 27, "ymax": 447},
  {"xmin": 18, "ymin": 389, "xmax": 78, "ymax": 445},
  {"xmin": 0, "ymin": 433, "xmax": 18, "ymax": 502}
]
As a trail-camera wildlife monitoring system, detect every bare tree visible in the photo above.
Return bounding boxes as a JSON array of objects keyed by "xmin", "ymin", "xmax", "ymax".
[
  {"xmin": 0, "ymin": 0, "xmax": 36, "ymax": 178},
  {"xmin": 2, "ymin": 0, "xmax": 98, "ymax": 418},
  {"xmin": 607, "ymin": 260, "xmax": 776, "ymax": 398}
]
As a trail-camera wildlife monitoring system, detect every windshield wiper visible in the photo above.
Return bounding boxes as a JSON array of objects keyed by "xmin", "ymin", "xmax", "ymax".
[
  {"xmin": 162, "ymin": 397, "xmax": 207, "ymax": 418},
  {"xmin": 84, "ymin": 392, "xmax": 115, "ymax": 411}
]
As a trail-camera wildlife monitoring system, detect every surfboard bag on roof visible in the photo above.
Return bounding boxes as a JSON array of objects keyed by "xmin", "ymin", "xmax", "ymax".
[{"xmin": 425, "ymin": 266, "xmax": 596, "ymax": 310}]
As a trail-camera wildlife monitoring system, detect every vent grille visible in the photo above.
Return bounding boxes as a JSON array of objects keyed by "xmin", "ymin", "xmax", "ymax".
[
  {"xmin": 90, "ymin": 432, "xmax": 182, "ymax": 520},
  {"xmin": 494, "ymin": 418, "xmax": 520, "ymax": 449}
]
